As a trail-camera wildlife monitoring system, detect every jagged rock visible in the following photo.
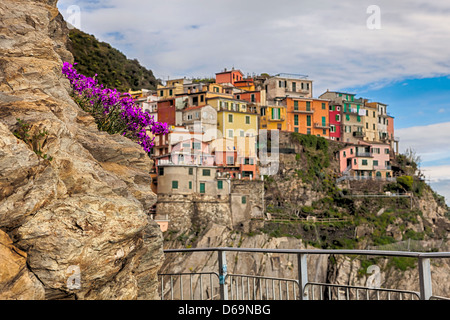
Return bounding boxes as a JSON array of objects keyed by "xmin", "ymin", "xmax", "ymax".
[
  {"xmin": 0, "ymin": 0, "xmax": 163, "ymax": 299},
  {"xmin": 0, "ymin": 230, "xmax": 45, "ymax": 299}
]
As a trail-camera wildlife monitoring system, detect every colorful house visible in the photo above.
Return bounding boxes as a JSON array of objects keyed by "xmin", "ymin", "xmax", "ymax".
[
  {"xmin": 207, "ymin": 96, "xmax": 259, "ymax": 139},
  {"xmin": 215, "ymin": 68, "xmax": 245, "ymax": 86},
  {"xmin": 285, "ymin": 97, "xmax": 330, "ymax": 138},
  {"xmin": 339, "ymin": 141, "xmax": 393, "ymax": 179},
  {"xmin": 265, "ymin": 73, "xmax": 313, "ymax": 104},
  {"xmin": 328, "ymin": 103, "xmax": 342, "ymax": 141},
  {"xmin": 259, "ymin": 105, "xmax": 287, "ymax": 131},
  {"xmin": 319, "ymin": 91, "xmax": 366, "ymax": 143}
]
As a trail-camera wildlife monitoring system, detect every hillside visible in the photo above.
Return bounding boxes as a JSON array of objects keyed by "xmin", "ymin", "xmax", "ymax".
[
  {"xmin": 67, "ymin": 28, "xmax": 158, "ymax": 92},
  {"xmin": 262, "ymin": 132, "xmax": 450, "ymax": 250}
]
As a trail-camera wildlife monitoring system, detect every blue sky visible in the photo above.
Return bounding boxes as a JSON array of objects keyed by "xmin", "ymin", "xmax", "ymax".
[{"xmin": 57, "ymin": 0, "xmax": 450, "ymax": 205}]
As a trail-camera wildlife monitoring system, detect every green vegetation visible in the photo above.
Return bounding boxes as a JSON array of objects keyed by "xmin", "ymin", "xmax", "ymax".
[
  {"xmin": 68, "ymin": 28, "xmax": 158, "ymax": 92},
  {"xmin": 13, "ymin": 118, "xmax": 53, "ymax": 161}
]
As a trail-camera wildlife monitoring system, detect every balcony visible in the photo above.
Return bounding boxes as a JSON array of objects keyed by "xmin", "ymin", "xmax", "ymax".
[
  {"xmin": 314, "ymin": 122, "xmax": 330, "ymax": 129},
  {"xmin": 355, "ymin": 152, "xmax": 372, "ymax": 157},
  {"xmin": 292, "ymin": 107, "xmax": 314, "ymax": 114},
  {"xmin": 268, "ymin": 116, "xmax": 285, "ymax": 122},
  {"xmin": 353, "ymin": 131, "xmax": 364, "ymax": 138}
]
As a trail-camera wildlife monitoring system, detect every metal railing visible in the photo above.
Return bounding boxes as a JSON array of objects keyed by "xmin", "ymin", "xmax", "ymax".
[{"xmin": 159, "ymin": 247, "xmax": 450, "ymax": 300}]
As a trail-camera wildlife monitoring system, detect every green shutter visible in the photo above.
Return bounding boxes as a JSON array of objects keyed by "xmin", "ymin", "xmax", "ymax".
[
  {"xmin": 172, "ymin": 181, "xmax": 178, "ymax": 189},
  {"xmin": 189, "ymin": 181, "xmax": 192, "ymax": 189},
  {"xmin": 322, "ymin": 116, "xmax": 326, "ymax": 126},
  {"xmin": 242, "ymin": 196, "xmax": 246, "ymax": 204},
  {"xmin": 218, "ymin": 180, "xmax": 223, "ymax": 189},
  {"xmin": 307, "ymin": 115, "xmax": 311, "ymax": 126},
  {"xmin": 294, "ymin": 115, "xmax": 298, "ymax": 125},
  {"xmin": 200, "ymin": 183, "xmax": 205, "ymax": 194}
]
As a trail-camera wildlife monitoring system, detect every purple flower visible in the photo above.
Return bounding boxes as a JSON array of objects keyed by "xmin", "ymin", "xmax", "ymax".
[{"xmin": 62, "ymin": 62, "xmax": 169, "ymax": 153}]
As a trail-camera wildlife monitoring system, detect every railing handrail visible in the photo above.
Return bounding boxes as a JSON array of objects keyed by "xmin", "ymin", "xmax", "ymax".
[{"xmin": 163, "ymin": 247, "xmax": 450, "ymax": 259}]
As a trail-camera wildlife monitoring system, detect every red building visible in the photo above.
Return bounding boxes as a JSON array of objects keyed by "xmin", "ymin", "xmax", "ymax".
[
  {"xmin": 157, "ymin": 98, "xmax": 176, "ymax": 126},
  {"xmin": 329, "ymin": 103, "xmax": 342, "ymax": 141}
]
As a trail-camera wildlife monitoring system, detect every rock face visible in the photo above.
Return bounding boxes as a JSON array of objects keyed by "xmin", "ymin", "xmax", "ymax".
[{"xmin": 0, "ymin": 0, "xmax": 163, "ymax": 299}]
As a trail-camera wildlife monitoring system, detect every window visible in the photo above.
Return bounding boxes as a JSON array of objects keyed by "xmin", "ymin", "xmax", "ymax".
[
  {"xmin": 292, "ymin": 82, "xmax": 296, "ymax": 92},
  {"xmin": 271, "ymin": 108, "xmax": 280, "ymax": 120},
  {"xmin": 228, "ymin": 129, "xmax": 234, "ymax": 138},
  {"xmin": 294, "ymin": 100, "xmax": 299, "ymax": 110},
  {"xmin": 172, "ymin": 181, "xmax": 178, "ymax": 189},
  {"xmin": 307, "ymin": 128, "xmax": 311, "ymax": 135},
  {"xmin": 228, "ymin": 114, "xmax": 233, "ymax": 123},
  {"xmin": 218, "ymin": 180, "xmax": 223, "ymax": 189},
  {"xmin": 251, "ymin": 94, "xmax": 255, "ymax": 102},
  {"xmin": 239, "ymin": 130, "xmax": 244, "ymax": 137},
  {"xmin": 322, "ymin": 103, "xmax": 326, "ymax": 110},
  {"xmin": 189, "ymin": 181, "xmax": 192, "ymax": 189},
  {"xmin": 193, "ymin": 142, "xmax": 201, "ymax": 150},
  {"xmin": 226, "ymin": 156, "xmax": 234, "ymax": 165},
  {"xmin": 294, "ymin": 127, "xmax": 298, "ymax": 133},
  {"xmin": 343, "ymin": 151, "xmax": 346, "ymax": 157},
  {"xmin": 362, "ymin": 160, "xmax": 368, "ymax": 166},
  {"xmin": 385, "ymin": 148, "xmax": 390, "ymax": 154},
  {"xmin": 306, "ymin": 101, "xmax": 311, "ymax": 111},
  {"xmin": 323, "ymin": 129, "xmax": 327, "ymax": 135},
  {"xmin": 242, "ymin": 196, "xmax": 246, "ymax": 204},
  {"xmin": 200, "ymin": 183, "xmax": 205, "ymax": 194},
  {"xmin": 294, "ymin": 115, "xmax": 299, "ymax": 126},
  {"xmin": 169, "ymin": 89, "xmax": 173, "ymax": 96},
  {"xmin": 189, "ymin": 168, "xmax": 193, "ymax": 175},
  {"xmin": 330, "ymin": 125, "xmax": 336, "ymax": 133},
  {"xmin": 307, "ymin": 115, "xmax": 311, "ymax": 126},
  {"xmin": 335, "ymin": 114, "xmax": 341, "ymax": 122},
  {"xmin": 354, "ymin": 159, "xmax": 357, "ymax": 165},
  {"xmin": 158, "ymin": 167, "xmax": 164, "ymax": 175},
  {"xmin": 160, "ymin": 90, "xmax": 164, "ymax": 97},
  {"xmin": 245, "ymin": 116, "xmax": 250, "ymax": 124},
  {"xmin": 373, "ymin": 160, "xmax": 379, "ymax": 166},
  {"xmin": 202, "ymin": 169, "xmax": 211, "ymax": 176}
]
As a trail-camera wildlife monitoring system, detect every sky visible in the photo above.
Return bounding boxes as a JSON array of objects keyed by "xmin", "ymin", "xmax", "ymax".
[{"xmin": 57, "ymin": 0, "xmax": 450, "ymax": 205}]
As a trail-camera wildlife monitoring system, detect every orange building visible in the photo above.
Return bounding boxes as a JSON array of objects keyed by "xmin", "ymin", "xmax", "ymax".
[
  {"xmin": 215, "ymin": 68, "xmax": 244, "ymax": 86},
  {"xmin": 285, "ymin": 97, "xmax": 330, "ymax": 138}
]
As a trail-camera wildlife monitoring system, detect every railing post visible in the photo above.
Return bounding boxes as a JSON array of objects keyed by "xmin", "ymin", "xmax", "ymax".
[
  {"xmin": 418, "ymin": 257, "xmax": 432, "ymax": 300},
  {"xmin": 218, "ymin": 250, "xmax": 228, "ymax": 300},
  {"xmin": 297, "ymin": 253, "xmax": 309, "ymax": 300}
]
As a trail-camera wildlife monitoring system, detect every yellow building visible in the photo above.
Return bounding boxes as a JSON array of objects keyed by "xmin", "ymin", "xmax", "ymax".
[
  {"xmin": 207, "ymin": 96, "xmax": 259, "ymax": 139},
  {"xmin": 259, "ymin": 105, "xmax": 287, "ymax": 131},
  {"xmin": 363, "ymin": 102, "xmax": 379, "ymax": 142},
  {"xmin": 157, "ymin": 78, "xmax": 186, "ymax": 99}
]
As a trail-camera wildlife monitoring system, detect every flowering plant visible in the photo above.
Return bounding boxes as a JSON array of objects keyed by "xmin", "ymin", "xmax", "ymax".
[{"xmin": 62, "ymin": 62, "xmax": 168, "ymax": 152}]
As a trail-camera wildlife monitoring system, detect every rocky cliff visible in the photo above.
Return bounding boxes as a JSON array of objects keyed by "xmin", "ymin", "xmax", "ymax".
[
  {"xmin": 161, "ymin": 132, "xmax": 450, "ymax": 298},
  {"xmin": 0, "ymin": 0, "xmax": 163, "ymax": 299}
]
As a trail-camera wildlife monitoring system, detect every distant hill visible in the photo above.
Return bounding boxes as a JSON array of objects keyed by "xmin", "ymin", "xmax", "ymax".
[{"xmin": 67, "ymin": 28, "xmax": 158, "ymax": 92}]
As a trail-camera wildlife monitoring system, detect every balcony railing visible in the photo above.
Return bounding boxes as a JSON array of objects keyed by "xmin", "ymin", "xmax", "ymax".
[
  {"xmin": 314, "ymin": 122, "xmax": 330, "ymax": 129},
  {"xmin": 355, "ymin": 152, "xmax": 372, "ymax": 157},
  {"xmin": 353, "ymin": 131, "xmax": 364, "ymax": 138},
  {"xmin": 159, "ymin": 247, "xmax": 450, "ymax": 300},
  {"xmin": 292, "ymin": 108, "xmax": 314, "ymax": 114}
]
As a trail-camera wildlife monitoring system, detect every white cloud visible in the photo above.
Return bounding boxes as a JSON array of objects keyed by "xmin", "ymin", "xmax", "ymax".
[
  {"xmin": 398, "ymin": 122, "xmax": 450, "ymax": 205},
  {"xmin": 57, "ymin": 0, "xmax": 450, "ymax": 94},
  {"xmin": 397, "ymin": 122, "xmax": 450, "ymax": 164}
]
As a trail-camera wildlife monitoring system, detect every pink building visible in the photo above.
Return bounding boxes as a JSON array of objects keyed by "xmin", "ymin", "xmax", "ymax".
[
  {"xmin": 157, "ymin": 138, "xmax": 214, "ymax": 166},
  {"xmin": 339, "ymin": 141, "xmax": 392, "ymax": 179}
]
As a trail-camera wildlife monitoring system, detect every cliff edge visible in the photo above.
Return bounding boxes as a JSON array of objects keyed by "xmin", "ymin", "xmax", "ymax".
[{"xmin": 0, "ymin": 0, "xmax": 163, "ymax": 299}]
